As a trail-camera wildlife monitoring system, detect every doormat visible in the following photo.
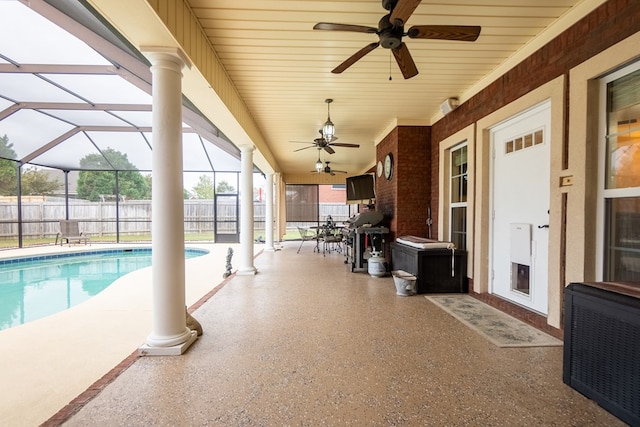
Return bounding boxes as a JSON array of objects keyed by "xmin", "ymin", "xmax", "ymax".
[{"xmin": 425, "ymin": 295, "xmax": 563, "ymax": 348}]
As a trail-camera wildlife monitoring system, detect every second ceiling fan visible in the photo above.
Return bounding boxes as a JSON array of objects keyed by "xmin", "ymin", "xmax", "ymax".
[
  {"xmin": 312, "ymin": 161, "xmax": 347, "ymax": 176},
  {"xmin": 313, "ymin": 0, "xmax": 481, "ymax": 79},
  {"xmin": 291, "ymin": 99, "xmax": 360, "ymax": 154},
  {"xmin": 292, "ymin": 129, "xmax": 360, "ymax": 154}
]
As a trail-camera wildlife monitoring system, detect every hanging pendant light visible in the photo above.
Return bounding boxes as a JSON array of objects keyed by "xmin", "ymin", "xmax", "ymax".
[
  {"xmin": 315, "ymin": 149, "xmax": 323, "ymax": 172},
  {"xmin": 322, "ymin": 98, "xmax": 335, "ymax": 143}
]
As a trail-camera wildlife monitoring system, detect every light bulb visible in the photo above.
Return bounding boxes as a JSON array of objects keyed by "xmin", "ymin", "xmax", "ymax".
[{"xmin": 322, "ymin": 119, "xmax": 334, "ymax": 142}]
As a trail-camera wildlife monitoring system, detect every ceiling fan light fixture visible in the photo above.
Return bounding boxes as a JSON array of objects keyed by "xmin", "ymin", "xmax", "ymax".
[
  {"xmin": 322, "ymin": 119, "xmax": 334, "ymax": 142},
  {"xmin": 315, "ymin": 152, "xmax": 323, "ymax": 172},
  {"xmin": 322, "ymin": 99, "xmax": 335, "ymax": 142}
]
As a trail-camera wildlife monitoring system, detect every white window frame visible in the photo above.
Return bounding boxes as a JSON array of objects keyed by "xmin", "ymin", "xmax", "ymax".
[
  {"xmin": 449, "ymin": 141, "xmax": 468, "ymax": 249},
  {"xmin": 596, "ymin": 60, "xmax": 640, "ymax": 280}
]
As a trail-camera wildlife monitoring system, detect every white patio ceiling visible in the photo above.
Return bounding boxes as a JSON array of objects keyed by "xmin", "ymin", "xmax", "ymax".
[{"xmin": 79, "ymin": 0, "xmax": 603, "ymax": 182}]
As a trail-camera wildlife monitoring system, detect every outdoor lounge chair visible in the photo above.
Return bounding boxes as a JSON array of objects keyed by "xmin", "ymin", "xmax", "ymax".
[{"xmin": 56, "ymin": 220, "xmax": 90, "ymax": 246}]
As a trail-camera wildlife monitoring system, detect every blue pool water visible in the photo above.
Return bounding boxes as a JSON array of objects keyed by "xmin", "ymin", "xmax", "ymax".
[{"xmin": 0, "ymin": 248, "xmax": 207, "ymax": 331}]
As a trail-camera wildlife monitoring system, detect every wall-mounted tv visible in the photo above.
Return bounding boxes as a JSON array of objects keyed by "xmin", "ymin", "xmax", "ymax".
[{"xmin": 346, "ymin": 173, "xmax": 376, "ymax": 205}]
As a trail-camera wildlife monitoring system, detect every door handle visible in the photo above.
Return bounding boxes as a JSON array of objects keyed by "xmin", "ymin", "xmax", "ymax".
[{"xmin": 538, "ymin": 224, "xmax": 549, "ymax": 229}]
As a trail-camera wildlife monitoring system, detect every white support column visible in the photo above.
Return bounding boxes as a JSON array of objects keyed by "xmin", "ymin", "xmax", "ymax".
[
  {"xmin": 264, "ymin": 172, "xmax": 275, "ymax": 251},
  {"xmin": 237, "ymin": 145, "xmax": 257, "ymax": 275},
  {"xmin": 139, "ymin": 47, "xmax": 196, "ymax": 356},
  {"xmin": 275, "ymin": 172, "xmax": 284, "ymax": 242}
]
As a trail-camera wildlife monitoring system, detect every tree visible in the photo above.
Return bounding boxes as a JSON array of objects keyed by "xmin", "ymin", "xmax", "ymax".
[
  {"xmin": 142, "ymin": 172, "xmax": 192, "ymax": 199},
  {"xmin": 143, "ymin": 173, "xmax": 152, "ymax": 196},
  {"xmin": 0, "ymin": 134, "xmax": 16, "ymax": 159},
  {"xmin": 77, "ymin": 148, "xmax": 150, "ymax": 201},
  {"xmin": 216, "ymin": 180, "xmax": 236, "ymax": 194},
  {"xmin": 0, "ymin": 134, "xmax": 18, "ymax": 196},
  {"xmin": 1, "ymin": 135, "xmax": 64, "ymax": 196},
  {"xmin": 20, "ymin": 167, "xmax": 61, "ymax": 195},
  {"xmin": 191, "ymin": 175, "xmax": 214, "ymax": 199}
]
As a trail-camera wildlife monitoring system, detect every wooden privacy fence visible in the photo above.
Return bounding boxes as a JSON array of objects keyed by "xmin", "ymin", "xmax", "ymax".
[
  {"xmin": 0, "ymin": 199, "xmax": 349, "ymax": 240},
  {"xmin": 0, "ymin": 199, "xmax": 259, "ymax": 239}
]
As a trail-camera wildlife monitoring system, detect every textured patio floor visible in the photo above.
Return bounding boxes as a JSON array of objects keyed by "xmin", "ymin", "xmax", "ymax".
[{"xmin": 32, "ymin": 241, "xmax": 628, "ymax": 427}]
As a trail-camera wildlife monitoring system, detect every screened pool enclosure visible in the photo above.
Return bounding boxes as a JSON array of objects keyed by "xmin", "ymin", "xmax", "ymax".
[{"xmin": 0, "ymin": 1, "xmax": 270, "ymax": 248}]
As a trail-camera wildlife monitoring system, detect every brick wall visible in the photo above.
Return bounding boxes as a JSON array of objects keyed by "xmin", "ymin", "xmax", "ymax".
[
  {"xmin": 396, "ymin": 126, "xmax": 431, "ymax": 237},
  {"xmin": 375, "ymin": 127, "xmax": 397, "ymax": 232},
  {"xmin": 318, "ymin": 184, "xmax": 346, "ymax": 203},
  {"xmin": 376, "ymin": 126, "xmax": 431, "ymax": 252}
]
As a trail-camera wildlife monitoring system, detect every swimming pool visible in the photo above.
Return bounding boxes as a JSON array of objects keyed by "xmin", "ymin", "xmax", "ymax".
[{"xmin": 0, "ymin": 248, "xmax": 207, "ymax": 331}]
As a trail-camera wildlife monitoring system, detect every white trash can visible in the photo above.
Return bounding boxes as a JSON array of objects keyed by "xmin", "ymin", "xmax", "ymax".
[{"xmin": 391, "ymin": 270, "xmax": 417, "ymax": 296}]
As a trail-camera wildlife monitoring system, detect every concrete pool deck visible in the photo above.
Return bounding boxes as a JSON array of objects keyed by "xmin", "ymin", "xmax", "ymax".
[{"xmin": 0, "ymin": 243, "xmax": 255, "ymax": 427}]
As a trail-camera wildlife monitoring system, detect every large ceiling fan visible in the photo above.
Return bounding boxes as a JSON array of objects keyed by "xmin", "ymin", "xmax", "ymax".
[
  {"xmin": 313, "ymin": 0, "xmax": 481, "ymax": 79},
  {"xmin": 291, "ymin": 129, "xmax": 360, "ymax": 154}
]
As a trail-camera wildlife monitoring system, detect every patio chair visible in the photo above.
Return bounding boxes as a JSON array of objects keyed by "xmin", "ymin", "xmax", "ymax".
[
  {"xmin": 56, "ymin": 220, "xmax": 90, "ymax": 246},
  {"xmin": 296, "ymin": 226, "xmax": 317, "ymax": 254},
  {"xmin": 322, "ymin": 228, "xmax": 343, "ymax": 256}
]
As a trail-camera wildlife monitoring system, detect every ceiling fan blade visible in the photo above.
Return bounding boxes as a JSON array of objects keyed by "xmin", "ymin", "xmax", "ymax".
[
  {"xmin": 332, "ymin": 42, "xmax": 380, "ymax": 74},
  {"xmin": 316, "ymin": 136, "xmax": 338, "ymax": 143},
  {"xmin": 392, "ymin": 43, "xmax": 419, "ymax": 79},
  {"xmin": 407, "ymin": 25, "xmax": 481, "ymax": 42},
  {"xmin": 290, "ymin": 140, "xmax": 315, "ymax": 144},
  {"xmin": 333, "ymin": 170, "xmax": 348, "ymax": 174},
  {"xmin": 293, "ymin": 146, "xmax": 314, "ymax": 152},
  {"xmin": 323, "ymin": 146, "xmax": 336, "ymax": 155},
  {"xmin": 389, "ymin": 0, "xmax": 422, "ymax": 26},
  {"xmin": 330, "ymin": 143, "xmax": 360, "ymax": 148},
  {"xmin": 313, "ymin": 22, "xmax": 377, "ymax": 34}
]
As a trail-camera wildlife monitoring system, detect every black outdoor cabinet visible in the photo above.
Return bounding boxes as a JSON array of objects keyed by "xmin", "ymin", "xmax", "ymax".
[
  {"xmin": 390, "ymin": 242, "xmax": 467, "ymax": 293},
  {"xmin": 563, "ymin": 282, "xmax": 640, "ymax": 426}
]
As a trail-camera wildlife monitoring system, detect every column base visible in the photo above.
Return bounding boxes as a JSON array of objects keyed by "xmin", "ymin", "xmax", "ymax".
[
  {"xmin": 236, "ymin": 267, "xmax": 258, "ymax": 275},
  {"xmin": 138, "ymin": 330, "xmax": 197, "ymax": 356},
  {"xmin": 266, "ymin": 242, "xmax": 283, "ymax": 251}
]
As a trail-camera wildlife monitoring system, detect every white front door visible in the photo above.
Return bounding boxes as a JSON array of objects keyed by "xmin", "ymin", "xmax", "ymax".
[{"xmin": 490, "ymin": 101, "xmax": 550, "ymax": 314}]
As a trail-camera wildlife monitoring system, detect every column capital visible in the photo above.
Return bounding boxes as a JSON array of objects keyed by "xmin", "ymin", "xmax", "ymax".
[
  {"xmin": 141, "ymin": 46, "xmax": 192, "ymax": 70},
  {"xmin": 239, "ymin": 144, "xmax": 255, "ymax": 153}
]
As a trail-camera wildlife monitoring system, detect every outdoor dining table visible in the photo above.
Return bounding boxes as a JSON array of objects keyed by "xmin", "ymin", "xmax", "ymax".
[{"xmin": 310, "ymin": 224, "xmax": 343, "ymax": 255}]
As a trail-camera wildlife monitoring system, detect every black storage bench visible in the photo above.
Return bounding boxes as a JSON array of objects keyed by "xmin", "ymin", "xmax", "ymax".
[
  {"xmin": 563, "ymin": 282, "xmax": 640, "ymax": 426},
  {"xmin": 390, "ymin": 242, "xmax": 467, "ymax": 294}
]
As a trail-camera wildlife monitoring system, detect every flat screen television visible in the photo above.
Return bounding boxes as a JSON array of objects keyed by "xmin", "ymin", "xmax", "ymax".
[{"xmin": 346, "ymin": 173, "xmax": 376, "ymax": 205}]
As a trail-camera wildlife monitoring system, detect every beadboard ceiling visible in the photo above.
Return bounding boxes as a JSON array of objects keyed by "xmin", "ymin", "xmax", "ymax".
[{"xmin": 184, "ymin": 0, "xmax": 599, "ymax": 181}]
